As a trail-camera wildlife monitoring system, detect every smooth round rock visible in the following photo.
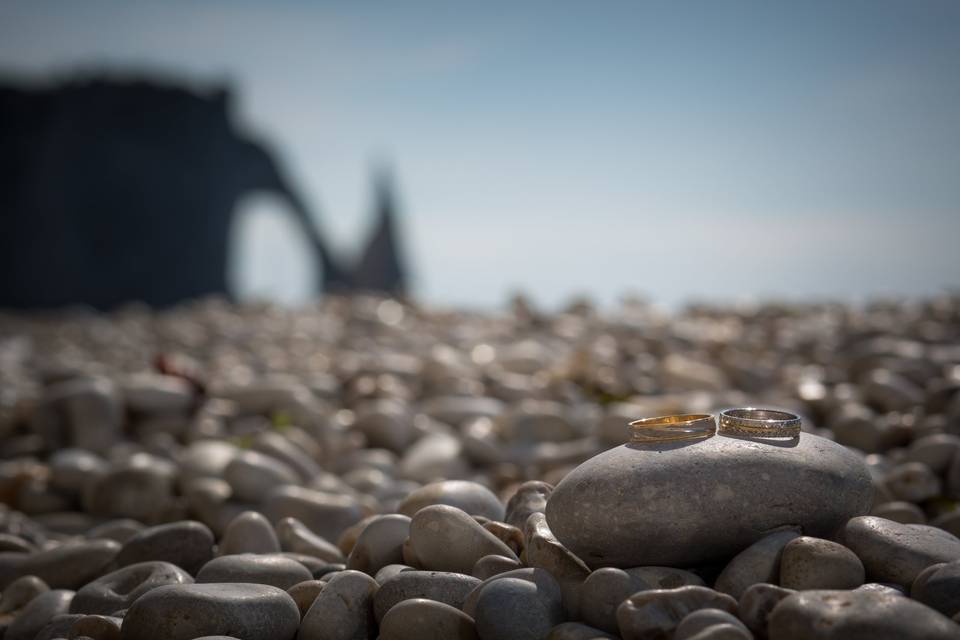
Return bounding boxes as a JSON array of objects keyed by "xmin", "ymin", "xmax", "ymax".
[
  {"xmin": 82, "ymin": 462, "xmax": 175, "ymax": 522},
  {"xmin": 779, "ymin": 536, "xmax": 865, "ymax": 590},
  {"xmin": 768, "ymin": 588, "xmax": 959, "ymax": 639},
  {"xmin": 714, "ymin": 530, "xmax": 799, "ymax": 599},
  {"xmin": 0, "ymin": 574, "xmax": 49, "ymax": 613},
  {"xmin": 408, "ymin": 505, "xmax": 518, "ymax": 574},
  {"xmin": 912, "ymin": 561, "xmax": 960, "ymax": 617},
  {"xmin": 546, "ymin": 434, "xmax": 873, "ymax": 567},
  {"xmin": 14, "ymin": 540, "xmax": 120, "ymax": 590},
  {"xmin": 223, "ymin": 451, "xmax": 299, "ymax": 503},
  {"xmin": 5, "ymin": 589, "xmax": 74, "ymax": 640},
  {"xmin": 263, "ymin": 486, "xmax": 365, "ymax": 544},
  {"xmin": 904, "ymin": 434, "xmax": 960, "ymax": 475},
  {"xmin": 276, "ymin": 518, "xmax": 345, "ymax": 563},
  {"xmin": 71, "ymin": 614, "xmax": 123, "ymax": 640},
  {"xmin": 119, "ymin": 583, "xmax": 299, "ymax": 640},
  {"xmin": 884, "ymin": 462, "xmax": 941, "ymax": 503},
  {"xmin": 472, "ymin": 555, "xmax": 522, "ymax": 580},
  {"xmin": 615, "ymin": 586, "xmax": 738, "ymax": 640},
  {"xmin": 681, "ymin": 624, "xmax": 753, "ymax": 640},
  {"xmin": 346, "ymin": 514, "xmax": 411, "ymax": 575},
  {"xmin": 379, "ymin": 598, "xmax": 478, "ymax": 640},
  {"xmin": 33, "ymin": 613, "xmax": 84, "ymax": 640},
  {"xmin": 870, "ymin": 501, "xmax": 926, "ymax": 525},
  {"xmin": 675, "ymin": 609, "xmax": 750, "ymax": 640},
  {"xmin": 843, "ymin": 516, "xmax": 960, "ymax": 585},
  {"xmin": 737, "ymin": 583, "xmax": 795, "ymax": 638},
  {"xmin": 374, "ymin": 570, "xmax": 480, "ymax": 623},
  {"xmin": 545, "ymin": 621, "xmax": 617, "ymax": 640},
  {"xmin": 474, "ymin": 577, "xmax": 564, "ymax": 640},
  {"xmin": 219, "ymin": 511, "xmax": 281, "ymax": 556},
  {"xmin": 505, "ymin": 482, "xmax": 553, "ymax": 530},
  {"xmin": 196, "ymin": 554, "xmax": 312, "ymax": 590},
  {"xmin": 297, "ymin": 570, "xmax": 378, "ymax": 640},
  {"xmin": 70, "ymin": 562, "xmax": 193, "ymax": 615},
  {"xmin": 580, "ymin": 567, "xmax": 651, "ymax": 633},
  {"xmin": 87, "ymin": 520, "xmax": 146, "ymax": 544},
  {"xmin": 287, "ymin": 580, "xmax": 325, "ymax": 618},
  {"xmin": 398, "ymin": 481, "xmax": 505, "ymax": 521},
  {"xmin": 115, "ymin": 521, "xmax": 214, "ymax": 576}
]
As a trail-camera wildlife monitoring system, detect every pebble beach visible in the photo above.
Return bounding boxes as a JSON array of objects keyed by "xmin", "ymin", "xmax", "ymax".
[{"xmin": 1, "ymin": 294, "xmax": 960, "ymax": 640}]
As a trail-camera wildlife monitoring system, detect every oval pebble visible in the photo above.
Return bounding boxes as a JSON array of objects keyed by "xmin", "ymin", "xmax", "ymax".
[
  {"xmin": 374, "ymin": 570, "xmax": 480, "ymax": 623},
  {"xmin": 196, "ymin": 554, "xmax": 312, "ymax": 590},
  {"xmin": 379, "ymin": 598, "xmax": 478, "ymax": 640},
  {"xmin": 70, "ymin": 561, "xmax": 193, "ymax": 615}
]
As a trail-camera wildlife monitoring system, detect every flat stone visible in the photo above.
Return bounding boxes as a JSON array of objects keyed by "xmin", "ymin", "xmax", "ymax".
[
  {"xmin": 224, "ymin": 451, "xmax": 299, "ymax": 503},
  {"xmin": 379, "ymin": 598, "xmax": 478, "ymax": 640},
  {"xmin": 737, "ymin": 583, "xmax": 795, "ymax": 638},
  {"xmin": 474, "ymin": 577, "xmax": 564, "ymax": 640},
  {"xmin": 12, "ymin": 540, "xmax": 120, "ymax": 590},
  {"xmin": 263, "ymin": 486, "xmax": 365, "ymax": 544},
  {"xmin": 374, "ymin": 570, "xmax": 480, "ymax": 623},
  {"xmin": 119, "ymin": 583, "xmax": 299, "ymax": 640},
  {"xmin": 115, "ymin": 521, "xmax": 214, "ymax": 576},
  {"xmin": 675, "ymin": 609, "xmax": 750, "ymax": 640},
  {"xmin": 196, "ymin": 554, "xmax": 312, "ymax": 590},
  {"xmin": 616, "ymin": 586, "xmax": 737, "ymax": 640},
  {"xmin": 219, "ymin": 511, "xmax": 280, "ymax": 555},
  {"xmin": 346, "ymin": 514, "xmax": 410, "ymax": 576},
  {"xmin": 297, "ymin": 570, "xmax": 378, "ymax": 640},
  {"xmin": 409, "ymin": 505, "xmax": 518, "ymax": 574},
  {"xmin": 71, "ymin": 562, "xmax": 193, "ymax": 615},
  {"xmin": 398, "ymin": 481, "xmax": 505, "ymax": 521},
  {"xmin": 546, "ymin": 434, "xmax": 872, "ymax": 568},
  {"xmin": 768, "ymin": 588, "xmax": 959, "ymax": 639},
  {"xmin": 580, "ymin": 567, "xmax": 651, "ymax": 633},
  {"xmin": 287, "ymin": 580, "xmax": 325, "ymax": 618},
  {"xmin": 779, "ymin": 536, "xmax": 864, "ymax": 590},
  {"xmin": 714, "ymin": 530, "xmax": 800, "ymax": 599},
  {"xmin": 0, "ymin": 574, "xmax": 49, "ymax": 613},
  {"xmin": 912, "ymin": 561, "xmax": 960, "ymax": 618},
  {"xmin": 276, "ymin": 517, "xmax": 345, "ymax": 563},
  {"xmin": 5, "ymin": 589, "xmax": 74, "ymax": 640},
  {"xmin": 505, "ymin": 482, "xmax": 552, "ymax": 530},
  {"xmin": 843, "ymin": 516, "xmax": 960, "ymax": 585}
]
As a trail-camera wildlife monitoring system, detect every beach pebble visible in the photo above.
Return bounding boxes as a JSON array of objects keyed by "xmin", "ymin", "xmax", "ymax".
[
  {"xmin": 276, "ymin": 517, "xmax": 345, "ymax": 563},
  {"xmin": 379, "ymin": 598, "xmax": 478, "ymax": 640},
  {"xmin": 119, "ymin": 582, "xmax": 299, "ymax": 640},
  {"xmin": 373, "ymin": 570, "xmax": 480, "ymax": 622},
  {"xmin": 870, "ymin": 501, "xmax": 926, "ymax": 524},
  {"xmin": 737, "ymin": 583, "xmax": 795, "ymax": 638},
  {"xmin": 474, "ymin": 577, "xmax": 564, "ymax": 640},
  {"xmin": 224, "ymin": 451, "xmax": 299, "ymax": 503},
  {"xmin": 398, "ymin": 481, "xmax": 505, "ymax": 521},
  {"xmin": 616, "ymin": 586, "xmax": 737, "ymax": 640},
  {"xmin": 263, "ymin": 485, "xmax": 365, "ymax": 543},
  {"xmin": 524, "ymin": 512, "xmax": 590, "ymax": 616},
  {"xmin": 904, "ymin": 434, "xmax": 960, "ymax": 475},
  {"xmin": 32, "ymin": 613, "xmax": 84, "ymax": 640},
  {"xmin": 114, "ymin": 521, "xmax": 214, "ymax": 575},
  {"xmin": 884, "ymin": 462, "xmax": 941, "ymax": 503},
  {"xmin": 842, "ymin": 516, "xmax": 960, "ymax": 585},
  {"xmin": 287, "ymin": 579, "xmax": 325, "ymax": 617},
  {"xmin": 82, "ymin": 458, "xmax": 175, "ymax": 522},
  {"xmin": 674, "ymin": 609, "xmax": 751, "ymax": 640},
  {"xmin": 779, "ymin": 536, "xmax": 864, "ymax": 590},
  {"xmin": 5, "ymin": 589, "xmax": 74, "ymax": 640},
  {"xmin": 580, "ymin": 567, "xmax": 651, "ymax": 633},
  {"xmin": 408, "ymin": 505, "xmax": 518, "ymax": 574},
  {"xmin": 70, "ymin": 614, "xmax": 123, "ymax": 640},
  {"xmin": 12, "ymin": 540, "xmax": 119, "ymax": 590},
  {"xmin": 86, "ymin": 520, "xmax": 146, "ymax": 544},
  {"xmin": 768, "ymin": 588, "xmax": 959, "ymax": 639},
  {"xmin": 715, "ymin": 530, "xmax": 799, "ymax": 599},
  {"xmin": 121, "ymin": 373, "xmax": 193, "ymax": 414},
  {"xmin": 70, "ymin": 562, "xmax": 192, "ymax": 615},
  {"xmin": 297, "ymin": 570, "xmax": 378, "ymax": 640},
  {"xmin": 0, "ymin": 574, "xmax": 49, "ymax": 613},
  {"xmin": 196, "ymin": 553, "xmax": 312, "ymax": 590},
  {"xmin": 219, "ymin": 511, "xmax": 281, "ymax": 555},
  {"xmin": 471, "ymin": 554, "xmax": 522, "ymax": 580},
  {"xmin": 545, "ymin": 621, "xmax": 617, "ymax": 640},
  {"xmin": 462, "ymin": 568, "xmax": 563, "ymax": 619},
  {"xmin": 911, "ymin": 560, "xmax": 960, "ymax": 617},
  {"xmin": 346, "ymin": 514, "xmax": 410, "ymax": 575},
  {"xmin": 47, "ymin": 376, "xmax": 122, "ymax": 451},
  {"xmin": 505, "ymin": 482, "xmax": 552, "ymax": 530},
  {"xmin": 48, "ymin": 449, "xmax": 108, "ymax": 494}
]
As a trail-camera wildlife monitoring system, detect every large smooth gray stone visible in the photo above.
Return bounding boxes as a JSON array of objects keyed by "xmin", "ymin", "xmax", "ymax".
[
  {"xmin": 398, "ymin": 481, "xmax": 505, "ymax": 521},
  {"xmin": 120, "ymin": 583, "xmax": 299, "ymax": 640},
  {"xmin": 546, "ymin": 433, "xmax": 873, "ymax": 567},
  {"xmin": 115, "ymin": 521, "xmax": 214, "ymax": 575},
  {"xmin": 7, "ymin": 540, "xmax": 120, "ymax": 590},
  {"xmin": 374, "ymin": 570, "xmax": 480, "ymax": 623},
  {"xmin": 768, "ymin": 588, "xmax": 959, "ymax": 639},
  {"xmin": 297, "ymin": 570, "xmax": 378, "ymax": 640},
  {"xmin": 5, "ymin": 589, "xmax": 74, "ymax": 640},
  {"xmin": 843, "ymin": 516, "xmax": 960, "ymax": 585},
  {"xmin": 379, "ymin": 598, "xmax": 478, "ymax": 640},
  {"xmin": 196, "ymin": 554, "xmax": 312, "ymax": 590},
  {"xmin": 70, "ymin": 561, "xmax": 193, "ymax": 615}
]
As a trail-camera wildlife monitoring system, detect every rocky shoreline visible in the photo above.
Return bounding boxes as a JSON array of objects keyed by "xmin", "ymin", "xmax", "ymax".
[{"xmin": 1, "ymin": 294, "xmax": 959, "ymax": 639}]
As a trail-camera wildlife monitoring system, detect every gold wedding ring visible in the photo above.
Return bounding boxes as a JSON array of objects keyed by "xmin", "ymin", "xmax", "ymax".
[
  {"xmin": 628, "ymin": 414, "xmax": 716, "ymax": 443},
  {"xmin": 718, "ymin": 407, "xmax": 802, "ymax": 438}
]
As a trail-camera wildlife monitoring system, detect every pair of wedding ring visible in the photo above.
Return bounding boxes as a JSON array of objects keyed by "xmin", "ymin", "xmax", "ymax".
[{"xmin": 628, "ymin": 408, "xmax": 802, "ymax": 443}]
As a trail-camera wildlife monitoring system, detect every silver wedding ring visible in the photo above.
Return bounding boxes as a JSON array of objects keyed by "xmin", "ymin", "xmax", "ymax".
[{"xmin": 718, "ymin": 407, "xmax": 801, "ymax": 438}]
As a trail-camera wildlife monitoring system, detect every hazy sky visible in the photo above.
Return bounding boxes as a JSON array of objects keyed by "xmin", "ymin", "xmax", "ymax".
[{"xmin": 2, "ymin": 1, "xmax": 958, "ymax": 308}]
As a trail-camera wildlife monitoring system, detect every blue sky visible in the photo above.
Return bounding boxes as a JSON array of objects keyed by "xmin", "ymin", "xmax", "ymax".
[{"xmin": 2, "ymin": 1, "xmax": 958, "ymax": 308}]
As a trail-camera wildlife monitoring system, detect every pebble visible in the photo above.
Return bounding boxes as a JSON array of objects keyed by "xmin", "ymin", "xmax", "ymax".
[
  {"xmin": 70, "ymin": 561, "xmax": 192, "ymax": 615},
  {"xmin": 674, "ymin": 609, "xmax": 751, "ymax": 640},
  {"xmin": 223, "ymin": 450, "xmax": 299, "ymax": 503},
  {"xmin": 0, "ymin": 534, "xmax": 35, "ymax": 554},
  {"xmin": 263, "ymin": 485, "xmax": 365, "ymax": 544},
  {"xmin": 13, "ymin": 540, "xmax": 120, "ymax": 590},
  {"xmin": 842, "ymin": 516, "xmax": 960, "ymax": 585},
  {"xmin": 0, "ymin": 575, "xmax": 50, "ymax": 613},
  {"xmin": 195, "ymin": 553, "xmax": 313, "ymax": 590},
  {"xmin": 870, "ymin": 501, "xmax": 926, "ymax": 525},
  {"xmin": 373, "ymin": 570, "xmax": 480, "ymax": 623},
  {"xmin": 346, "ymin": 514, "xmax": 410, "ymax": 575},
  {"xmin": 471, "ymin": 554, "xmax": 522, "ymax": 579},
  {"xmin": 524, "ymin": 512, "xmax": 590, "ymax": 616},
  {"xmin": 714, "ymin": 530, "xmax": 799, "ymax": 599},
  {"xmin": 251, "ymin": 431, "xmax": 323, "ymax": 481},
  {"xmin": 911, "ymin": 560, "xmax": 960, "ymax": 618},
  {"xmin": 616, "ymin": 586, "xmax": 738, "ymax": 640},
  {"xmin": 276, "ymin": 517, "xmax": 345, "ymax": 563},
  {"xmin": 778, "ymin": 536, "xmax": 864, "ymax": 590},
  {"xmin": 462, "ymin": 568, "xmax": 563, "ymax": 619},
  {"xmin": 738, "ymin": 583, "xmax": 795, "ymax": 638},
  {"xmin": 48, "ymin": 449, "xmax": 108, "ymax": 494},
  {"xmin": 121, "ymin": 373, "xmax": 194, "ymax": 413},
  {"xmin": 375, "ymin": 564, "xmax": 414, "ymax": 584},
  {"xmin": 579, "ymin": 567, "xmax": 651, "ymax": 633},
  {"xmin": 119, "ymin": 582, "xmax": 300, "ymax": 640},
  {"xmin": 546, "ymin": 434, "xmax": 872, "ymax": 568},
  {"xmin": 71, "ymin": 614, "xmax": 123, "ymax": 640},
  {"xmin": 474, "ymin": 577, "xmax": 564, "ymax": 640},
  {"xmin": 287, "ymin": 579, "xmax": 325, "ymax": 617},
  {"xmin": 114, "ymin": 521, "xmax": 214, "ymax": 575},
  {"xmin": 398, "ymin": 481, "xmax": 505, "ymax": 521},
  {"xmin": 545, "ymin": 621, "xmax": 617, "ymax": 640},
  {"xmin": 408, "ymin": 505, "xmax": 518, "ymax": 574},
  {"xmin": 379, "ymin": 598, "xmax": 478, "ymax": 640},
  {"xmin": 218, "ymin": 511, "xmax": 281, "ymax": 555},
  {"xmin": 680, "ymin": 624, "xmax": 753, "ymax": 640},
  {"xmin": 504, "ymin": 482, "xmax": 552, "ymax": 530},
  {"xmin": 884, "ymin": 462, "xmax": 942, "ymax": 503},
  {"xmin": 81, "ymin": 458, "xmax": 175, "ymax": 522},
  {"xmin": 33, "ymin": 614, "xmax": 84, "ymax": 640},
  {"xmin": 904, "ymin": 434, "xmax": 960, "ymax": 475},
  {"xmin": 47, "ymin": 376, "xmax": 122, "ymax": 451},
  {"xmin": 5, "ymin": 589, "xmax": 74, "ymax": 640},
  {"xmin": 86, "ymin": 520, "xmax": 146, "ymax": 544},
  {"xmin": 768, "ymin": 588, "xmax": 959, "ymax": 639},
  {"xmin": 297, "ymin": 570, "xmax": 378, "ymax": 640}
]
